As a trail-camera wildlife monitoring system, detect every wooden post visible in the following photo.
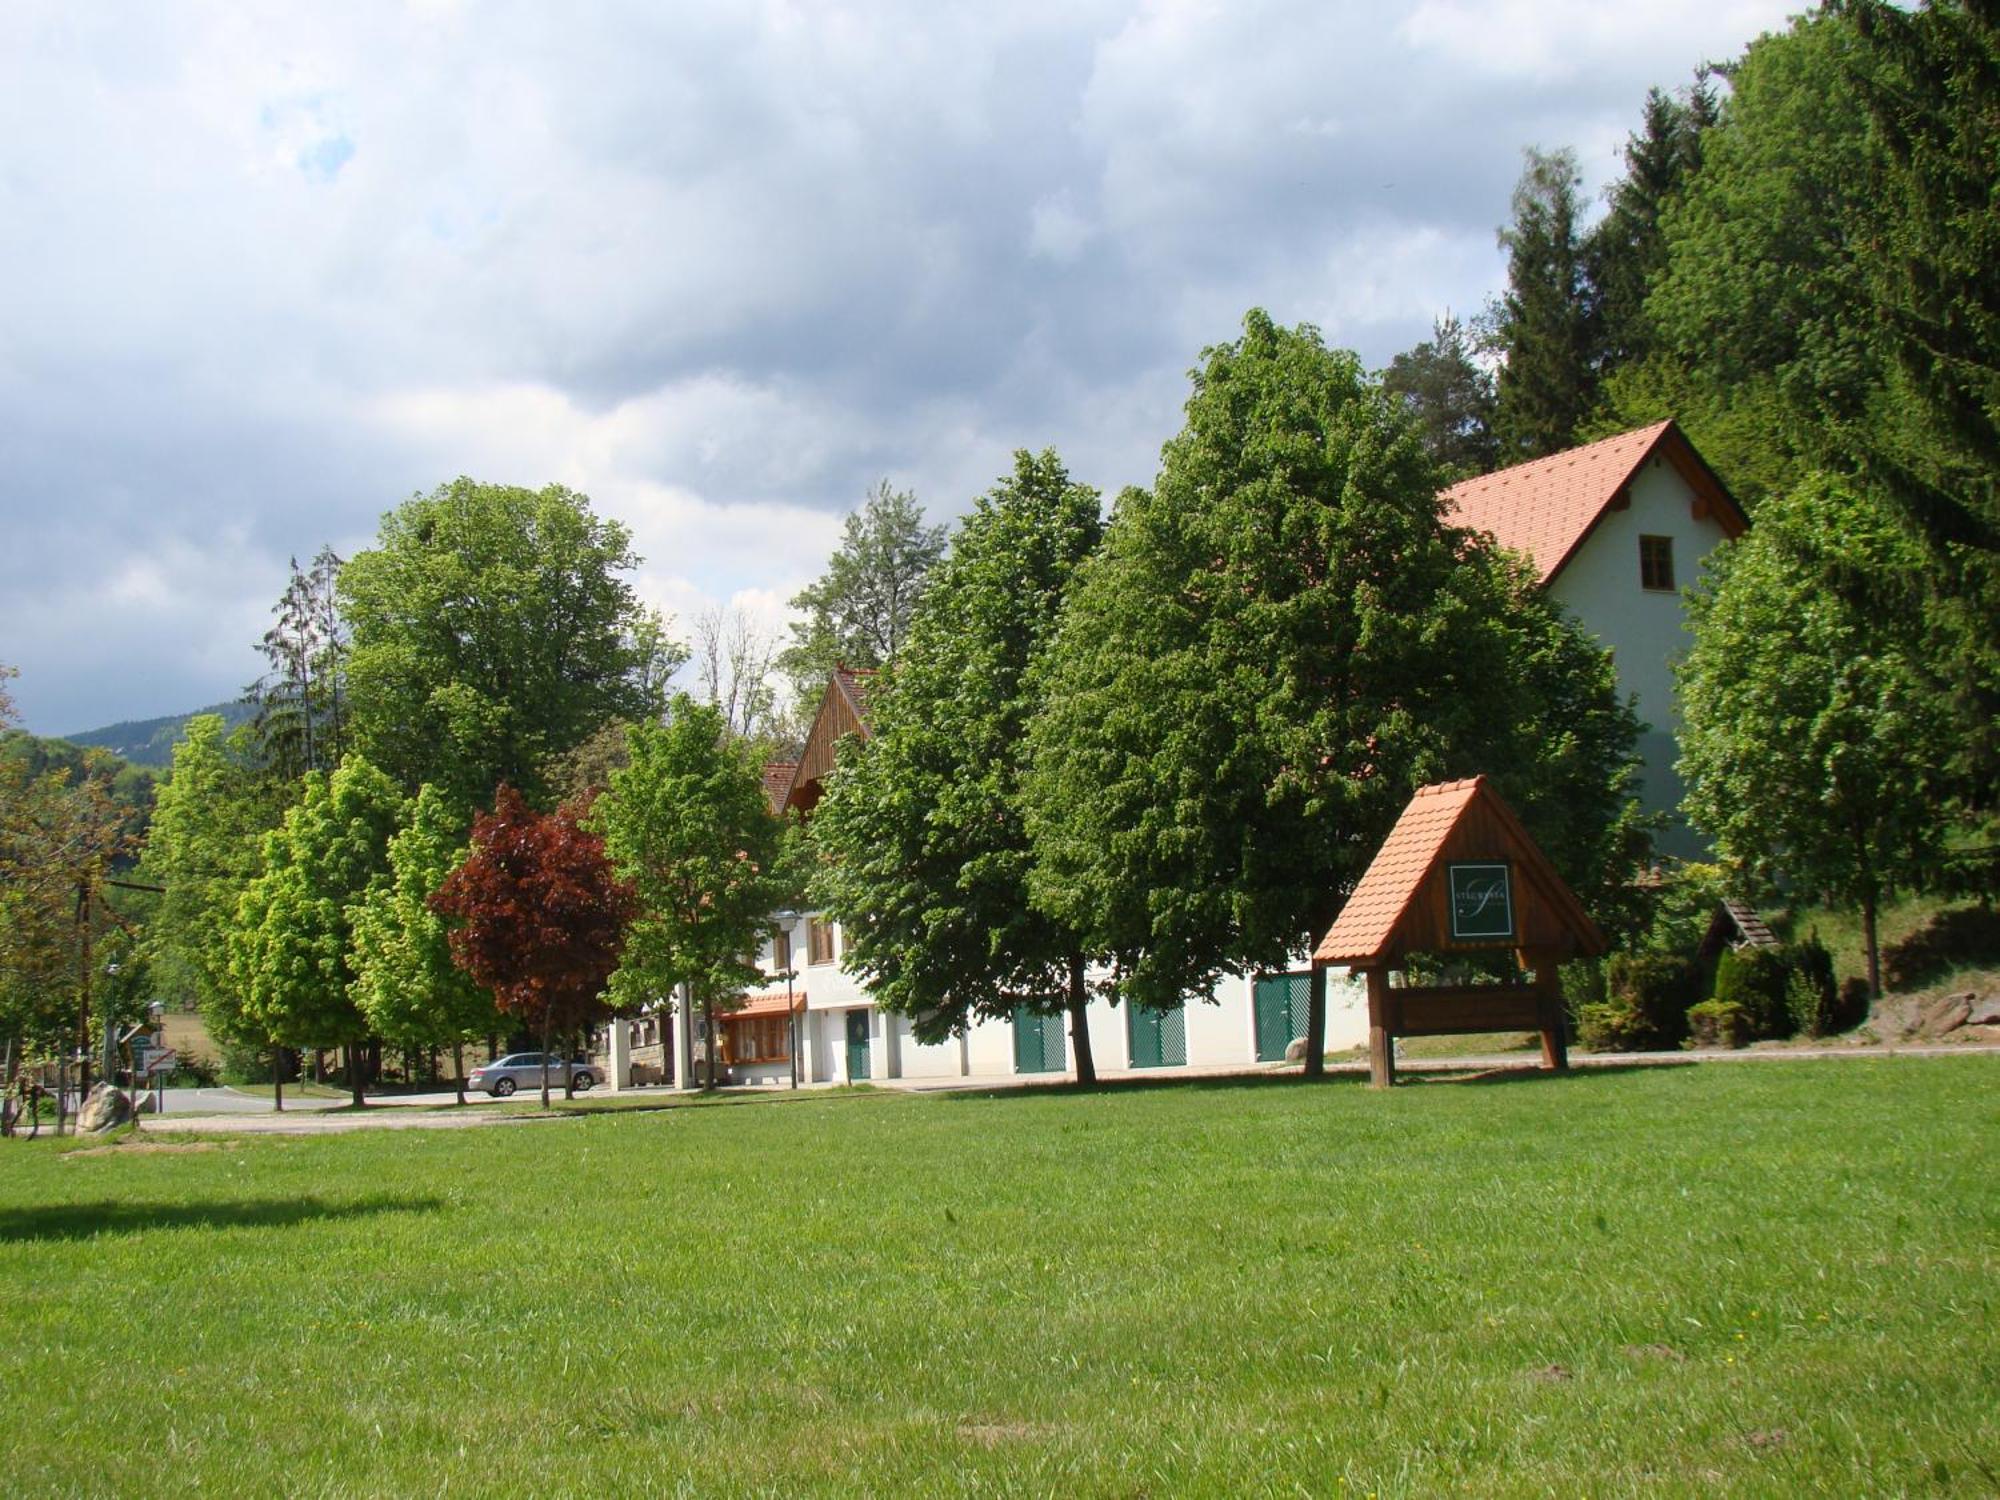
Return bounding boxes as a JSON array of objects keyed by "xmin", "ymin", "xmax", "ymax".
[
  {"xmin": 1535, "ymin": 963, "xmax": 1568, "ymax": 1072},
  {"xmin": 1365, "ymin": 967, "xmax": 1395, "ymax": 1089}
]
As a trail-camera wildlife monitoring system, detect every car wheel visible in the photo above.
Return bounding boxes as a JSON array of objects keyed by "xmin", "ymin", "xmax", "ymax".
[
  {"xmin": 572, "ymin": 1072, "xmax": 594, "ymax": 1092},
  {"xmin": 493, "ymin": 1077, "xmax": 517, "ymax": 1097}
]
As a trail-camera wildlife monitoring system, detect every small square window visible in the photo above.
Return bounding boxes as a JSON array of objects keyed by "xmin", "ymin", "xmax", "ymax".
[{"xmin": 1639, "ymin": 534, "xmax": 1675, "ymax": 591}]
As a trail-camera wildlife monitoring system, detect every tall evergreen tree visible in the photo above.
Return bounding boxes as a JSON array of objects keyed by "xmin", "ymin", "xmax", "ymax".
[
  {"xmin": 248, "ymin": 546, "xmax": 349, "ymax": 783},
  {"xmin": 1493, "ymin": 148, "xmax": 1598, "ymax": 460},
  {"xmin": 812, "ymin": 450, "xmax": 1107, "ymax": 1083}
]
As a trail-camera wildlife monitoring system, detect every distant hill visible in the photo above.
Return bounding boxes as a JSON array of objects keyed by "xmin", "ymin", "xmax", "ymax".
[{"xmin": 61, "ymin": 700, "xmax": 255, "ymax": 768}]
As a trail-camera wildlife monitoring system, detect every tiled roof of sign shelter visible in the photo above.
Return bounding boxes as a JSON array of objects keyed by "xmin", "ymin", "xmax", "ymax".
[
  {"xmin": 1442, "ymin": 420, "xmax": 1744, "ymax": 586},
  {"xmin": 1314, "ymin": 778, "xmax": 1484, "ymax": 965}
]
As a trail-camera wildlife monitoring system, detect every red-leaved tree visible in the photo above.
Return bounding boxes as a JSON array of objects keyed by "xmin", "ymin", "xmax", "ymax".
[{"xmin": 430, "ymin": 785, "xmax": 636, "ymax": 1108}]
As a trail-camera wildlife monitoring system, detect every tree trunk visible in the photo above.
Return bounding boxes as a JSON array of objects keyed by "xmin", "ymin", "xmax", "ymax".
[
  {"xmin": 273, "ymin": 1045, "xmax": 285, "ymax": 1113},
  {"xmin": 345, "ymin": 1042, "xmax": 365, "ymax": 1108},
  {"xmin": 452, "ymin": 1041, "xmax": 466, "ymax": 1107},
  {"xmin": 539, "ymin": 1006, "xmax": 554, "ymax": 1110},
  {"xmin": 703, "ymin": 992, "xmax": 718, "ymax": 1092},
  {"xmin": 1862, "ymin": 891, "xmax": 1883, "ymax": 1000},
  {"xmin": 1066, "ymin": 952, "xmax": 1097, "ymax": 1087},
  {"xmin": 1303, "ymin": 961, "xmax": 1328, "ymax": 1077}
]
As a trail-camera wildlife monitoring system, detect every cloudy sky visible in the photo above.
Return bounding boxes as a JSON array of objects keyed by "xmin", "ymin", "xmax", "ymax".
[{"xmin": 1, "ymin": 0, "xmax": 1797, "ymax": 736}]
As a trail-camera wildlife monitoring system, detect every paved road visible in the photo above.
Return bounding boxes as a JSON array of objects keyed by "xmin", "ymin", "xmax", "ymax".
[{"xmin": 158, "ymin": 1086, "xmax": 342, "ymax": 1115}]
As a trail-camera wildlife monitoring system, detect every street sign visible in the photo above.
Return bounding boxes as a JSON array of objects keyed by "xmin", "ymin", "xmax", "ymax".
[{"xmin": 144, "ymin": 1049, "xmax": 178, "ymax": 1077}]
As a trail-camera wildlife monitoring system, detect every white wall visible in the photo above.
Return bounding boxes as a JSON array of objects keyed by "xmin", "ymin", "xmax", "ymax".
[{"xmin": 1548, "ymin": 456, "xmax": 1734, "ymax": 856}]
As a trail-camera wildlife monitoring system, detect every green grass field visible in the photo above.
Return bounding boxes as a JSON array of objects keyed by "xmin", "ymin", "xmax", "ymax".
[{"xmin": 4, "ymin": 1058, "xmax": 1996, "ymax": 1496}]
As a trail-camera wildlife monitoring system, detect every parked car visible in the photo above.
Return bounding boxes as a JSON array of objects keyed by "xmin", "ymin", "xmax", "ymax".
[{"xmin": 466, "ymin": 1053, "xmax": 595, "ymax": 1097}]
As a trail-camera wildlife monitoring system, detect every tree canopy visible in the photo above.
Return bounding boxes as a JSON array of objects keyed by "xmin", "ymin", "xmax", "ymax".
[
  {"xmin": 776, "ymin": 480, "xmax": 947, "ymax": 706},
  {"xmin": 339, "ymin": 479, "xmax": 681, "ymax": 809},
  {"xmin": 1380, "ymin": 313, "xmax": 1498, "ymax": 478},
  {"xmin": 1679, "ymin": 474, "xmax": 1955, "ymax": 996},
  {"xmin": 593, "ymin": 698, "xmax": 782, "ymax": 1090},
  {"xmin": 1492, "ymin": 148, "xmax": 1598, "ymax": 461},
  {"xmin": 1023, "ymin": 312, "xmax": 1645, "ymax": 1061},
  {"xmin": 812, "ymin": 450, "xmax": 1107, "ymax": 1078},
  {"xmin": 432, "ymin": 785, "xmax": 635, "ymax": 1107},
  {"xmin": 228, "ymin": 755, "xmax": 406, "ymax": 1104}
]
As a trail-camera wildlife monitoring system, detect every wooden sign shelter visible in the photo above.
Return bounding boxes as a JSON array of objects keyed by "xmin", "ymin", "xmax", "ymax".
[{"xmin": 1313, "ymin": 776, "xmax": 1608, "ymax": 1088}]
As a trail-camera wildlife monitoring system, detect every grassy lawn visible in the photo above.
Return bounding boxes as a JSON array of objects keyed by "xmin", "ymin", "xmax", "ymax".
[{"xmin": 4, "ymin": 1059, "xmax": 1996, "ymax": 1496}]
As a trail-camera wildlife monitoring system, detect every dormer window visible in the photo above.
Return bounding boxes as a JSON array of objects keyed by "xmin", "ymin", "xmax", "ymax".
[{"xmin": 1639, "ymin": 535, "xmax": 1675, "ymax": 592}]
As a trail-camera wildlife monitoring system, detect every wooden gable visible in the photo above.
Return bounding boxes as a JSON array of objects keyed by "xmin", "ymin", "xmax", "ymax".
[
  {"xmin": 1314, "ymin": 776, "xmax": 1606, "ymax": 968},
  {"xmin": 779, "ymin": 666, "xmax": 875, "ymax": 816}
]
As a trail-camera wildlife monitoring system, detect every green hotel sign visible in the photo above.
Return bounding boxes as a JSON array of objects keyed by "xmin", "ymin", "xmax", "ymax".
[{"xmin": 1448, "ymin": 862, "xmax": 1514, "ymax": 941}]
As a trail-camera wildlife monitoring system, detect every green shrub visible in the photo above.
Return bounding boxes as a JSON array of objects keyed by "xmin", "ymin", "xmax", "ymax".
[
  {"xmin": 1687, "ymin": 997, "xmax": 1754, "ymax": 1048},
  {"xmin": 1712, "ymin": 948, "xmax": 1795, "ymax": 1041},
  {"xmin": 1577, "ymin": 954, "xmax": 1704, "ymax": 1051},
  {"xmin": 1782, "ymin": 935, "xmax": 1845, "ymax": 1037}
]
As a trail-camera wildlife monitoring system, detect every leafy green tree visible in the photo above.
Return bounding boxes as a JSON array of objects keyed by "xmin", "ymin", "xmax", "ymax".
[
  {"xmin": 1, "ymin": 668, "xmax": 143, "ymax": 1070},
  {"xmin": 1380, "ymin": 313, "xmax": 1498, "ymax": 477},
  {"xmin": 434, "ymin": 786, "xmax": 636, "ymax": 1108},
  {"xmin": 350, "ymin": 784, "xmax": 499, "ymax": 1103},
  {"xmin": 1024, "ymin": 312, "xmax": 1645, "ymax": 1069},
  {"xmin": 339, "ymin": 479, "xmax": 683, "ymax": 809},
  {"xmin": 593, "ymin": 698, "xmax": 782, "ymax": 1091},
  {"xmin": 1679, "ymin": 475, "xmax": 1955, "ymax": 998},
  {"xmin": 813, "ymin": 451, "xmax": 1107, "ymax": 1081},
  {"xmin": 138, "ymin": 715, "xmax": 280, "ymax": 1052},
  {"xmin": 776, "ymin": 480, "xmax": 947, "ymax": 706},
  {"xmin": 1492, "ymin": 148, "xmax": 1598, "ymax": 461},
  {"xmin": 230, "ymin": 756, "xmax": 407, "ymax": 1105}
]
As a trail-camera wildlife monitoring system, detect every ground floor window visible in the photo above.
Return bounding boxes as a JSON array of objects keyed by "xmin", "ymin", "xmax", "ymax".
[{"xmin": 721, "ymin": 1014, "xmax": 792, "ymax": 1064}]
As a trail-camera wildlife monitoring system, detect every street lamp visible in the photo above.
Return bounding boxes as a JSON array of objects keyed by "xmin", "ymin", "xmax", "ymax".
[{"xmin": 774, "ymin": 910, "xmax": 801, "ymax": 1090}]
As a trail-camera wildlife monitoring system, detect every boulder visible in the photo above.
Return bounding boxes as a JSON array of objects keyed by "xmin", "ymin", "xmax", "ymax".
[
  {"xmin": 78, "ymin": 1083, "xmax": 132, "ymax": 1133},
  {"xmin": 1918, "ymin": 993, "xmax": 1974, "ymax": 1037},
  {"xmin": 1967, "ymin": 995, "xmax": 2000, "ymax": 1027},
  {"xmin": 1284, "ymin": 1037, "xmax": 1309, "ymax": 1063}
]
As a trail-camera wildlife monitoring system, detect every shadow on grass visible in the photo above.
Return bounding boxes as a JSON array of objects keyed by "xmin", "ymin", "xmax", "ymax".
[
  {"xmin": 1401, "ymin": 1060, "xmax": 1691, "ymax": 1087},
  {"xmin": 0, "ymin": 1193, "xmax": 444, "ymax": 1243}
]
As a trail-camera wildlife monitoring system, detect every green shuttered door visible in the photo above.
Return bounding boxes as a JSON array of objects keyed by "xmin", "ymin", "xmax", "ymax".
[
  {"xmin": 1126, "ymin": 1004, "xmax": 1188, "ymax": 1068},
  {"xmin": 1253, "ymin": 972, "xmax": 1313, "ymax": 1061},
  {"xmin": 1012, "ymin": 1008, "xmax": 1067, "ymax": 1074}
]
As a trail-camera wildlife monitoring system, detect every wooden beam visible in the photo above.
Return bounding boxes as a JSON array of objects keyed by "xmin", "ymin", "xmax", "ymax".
[
  {"xmin": 1395, "ymin": 987, "xmax": 1544, "ymax": 1036},
  {"xmin": 1535, "ymin": 965, "xmax": 1569, "ymax": 1071},
  {"xmin": 1365, "ymin": 968, "xmax": 1395, "ymax": 1089}
]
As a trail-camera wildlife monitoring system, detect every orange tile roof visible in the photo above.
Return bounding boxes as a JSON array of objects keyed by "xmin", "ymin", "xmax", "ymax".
[
  {"xmin": 1315, "ymin": 778, "xmax": 1484, "ymax": 965},
  {"xmin": 761, "ymin": 760, "xmax": 798, "ymax": 816},
  {"xmin": 724, "ymin": 988, "xmax": 806, "ymax": 1020},
  {"xmin": 1442, "ymin": 421, "xmax": 1675, "ymax": 585}
]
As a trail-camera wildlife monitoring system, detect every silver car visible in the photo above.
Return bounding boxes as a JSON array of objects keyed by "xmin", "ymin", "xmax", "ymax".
[{"xmin": 466, "ymin": 1052, "xmax": 596, "ymax": 1097}]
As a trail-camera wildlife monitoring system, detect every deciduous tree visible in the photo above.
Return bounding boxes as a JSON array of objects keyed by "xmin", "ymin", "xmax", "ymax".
[
  {"xmin": 229, "ymin": 756, "xmax": 406, "ymax": 1106},
  {"xmin": 776, "ymin": 480, "xmax": 946, "ymax": 705},
  {"xmin": 340, "ymin": 479, "xmax": 683, "ymax": 809},
  {"xmin": 1024, "ymin": 312, "xmax": 1645, "ymax": 1069},
  {"xmin": 813, "ymin": 451, "xmax": 1107, "ymax": 1081},
  {"xmin": 350, "ymin": 784, "xmax": 499, "ymax": 1103},
  {"xmin": 1679, "ymin": 475, "xmax": 1955, "ymax": 998},
  {"xmin": 592, "ymin": 699, "xmax": 781, "ymax": 1091},
  {"xmin": 432, "ymin": 786, "xmax": 635, "ymax": 1108},
  {"xmin": 1381, "ymin": 312, "xmax": 1498, "ymax": 477}
]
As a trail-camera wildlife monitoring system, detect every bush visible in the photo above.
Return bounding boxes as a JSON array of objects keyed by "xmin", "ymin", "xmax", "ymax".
[
  {"xmin": 1577, "ymin": 954, "xmax": 1704, "ymax": 1051},
  {"xmin": 1687, "ymin": 997, "xmax": 1754, "ymax": 1048},
  {"xmin": 1782, "ymin": 935, "xmax": 1846, "ymax": 1037},
  {"xmin": 1712, "ymin": 947, "xmax": 1795, "ymax": 1041}
]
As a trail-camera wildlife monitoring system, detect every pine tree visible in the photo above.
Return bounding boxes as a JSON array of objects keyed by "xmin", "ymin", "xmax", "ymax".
[{"xmin": 1493, "ymin": 148, "xmax": 1598, "ymax": 460}]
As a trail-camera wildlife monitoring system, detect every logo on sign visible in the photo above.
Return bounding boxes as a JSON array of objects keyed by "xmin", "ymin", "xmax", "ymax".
[{"xmin": 1448, "ymin": 862, "xmax": 1514, "ymax": 941}]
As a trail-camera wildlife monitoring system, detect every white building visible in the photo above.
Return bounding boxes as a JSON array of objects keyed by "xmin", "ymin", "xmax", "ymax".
[
  {"xmin": 631, "ymin": 422, "xmax": 1743, "ymax": 1089},
  {"xmin": 1444, "ymin": 419, "xmax": 1747, "ymax": 858}
]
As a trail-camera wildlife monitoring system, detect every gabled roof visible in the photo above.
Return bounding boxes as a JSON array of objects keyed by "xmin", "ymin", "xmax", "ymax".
[
  {"xmin": 760, "ymin": 761, "xmax": 799, "ymax": 817},
  {"xmin": 774, "ymin": 665, "xmax": 876, "ymax": 817},
  {"xmin": 1313, "ymin": 775, "xmax": 1605, "ymax": 967},
  {"xmin": 1441, "ymin": 420, "xmax": 1746, "ymax": 586}
]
